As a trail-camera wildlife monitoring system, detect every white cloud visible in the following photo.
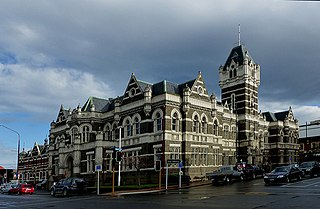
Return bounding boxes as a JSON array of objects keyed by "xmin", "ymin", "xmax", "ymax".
[
  {"xmin": 0, "ymin": 63, "xmax": 116, "ymax": 120},
  {"xmin": 260, "ymin": 101, "xmax": 320, "ymax": 125}
]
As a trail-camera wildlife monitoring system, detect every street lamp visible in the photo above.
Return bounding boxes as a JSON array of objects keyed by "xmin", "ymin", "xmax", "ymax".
[{"xmin": 0, "ymin": 124, "xmax": 21, "ymax": 179}]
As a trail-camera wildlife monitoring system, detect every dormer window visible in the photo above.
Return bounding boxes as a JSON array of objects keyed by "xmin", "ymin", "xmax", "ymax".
[
  {"xmin": 129, "ymin": 88, "xmax": 136, "ymax": 97},
  {"xmin": 197, "ymin": 86, "xmax": 203, "ymax": 95}
]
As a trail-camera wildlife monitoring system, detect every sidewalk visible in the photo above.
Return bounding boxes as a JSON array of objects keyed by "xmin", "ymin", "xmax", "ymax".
[{"xmin": 103, "ymin": 180, "xmax": 211, "ymax": 196}]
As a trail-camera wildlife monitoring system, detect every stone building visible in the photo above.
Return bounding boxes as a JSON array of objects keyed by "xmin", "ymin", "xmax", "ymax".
[
  {"xmin": 18, "ymin": 140, "xmax": 49, "ymax": 184},
  {"xmin": 47, "ymin": 44, "xmax": 299, "ymax": 184}
]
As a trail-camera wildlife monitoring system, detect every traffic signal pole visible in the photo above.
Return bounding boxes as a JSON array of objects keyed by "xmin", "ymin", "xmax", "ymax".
[{"xmin": 159, "ymin": 168, "xmax": 161, "ymax": 190}]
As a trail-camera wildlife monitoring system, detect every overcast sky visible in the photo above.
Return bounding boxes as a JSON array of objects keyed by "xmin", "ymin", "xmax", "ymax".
[{"xmin": 1, "ymin": 0, "xmax": 320, "ymax": 169}]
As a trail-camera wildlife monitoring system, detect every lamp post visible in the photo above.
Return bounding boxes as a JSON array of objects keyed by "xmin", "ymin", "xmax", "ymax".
[{"xmin": 0, "ymin": 124, "xmax": 21, "ymax": 179}]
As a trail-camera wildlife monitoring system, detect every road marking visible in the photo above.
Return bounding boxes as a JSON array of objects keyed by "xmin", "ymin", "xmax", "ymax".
[
  {"xmin": 245, "ymin": 192, "xmax": 269, "ymax": 195},
  {"xmin": 281, "ymin": 181, "xmax": 320, "ymax": 188}
]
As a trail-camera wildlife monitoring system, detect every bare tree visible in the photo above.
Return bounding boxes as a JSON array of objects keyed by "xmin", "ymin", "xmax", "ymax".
[{"xmin": 125, "ymin": 155, "xmax": 154, "ymax": 186}]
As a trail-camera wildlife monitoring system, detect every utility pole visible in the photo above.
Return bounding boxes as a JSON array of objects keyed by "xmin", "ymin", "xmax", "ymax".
[
  {"xmin": 0, "ymin": 124, "xmax": 20, "ymax": 179},
  {"xmin": 118, "ymin": 126, "xmax": 122, "ymax": 187}
]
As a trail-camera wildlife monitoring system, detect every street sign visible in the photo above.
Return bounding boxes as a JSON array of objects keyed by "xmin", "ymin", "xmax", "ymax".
[
  {"xmin": 178, "ymin": 163, "xmax": 183, "ymax": 168},
  {"xmin": 167, "ymin": 159, "xmax": 180, "ymax": 164},
  {"xmin": 95, "ymin": 165, "xmax": 102, "ymax": 171}
]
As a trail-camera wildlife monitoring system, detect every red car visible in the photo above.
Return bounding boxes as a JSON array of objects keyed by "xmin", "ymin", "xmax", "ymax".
[{"xmin": 17, "ymin": 184, "xmax": 34, "ymax": 195}]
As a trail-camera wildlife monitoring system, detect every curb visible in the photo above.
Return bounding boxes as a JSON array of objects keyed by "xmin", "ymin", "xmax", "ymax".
[{"xmin": 102, "ymin": 180, "xmax": 211, "ymax": 196}]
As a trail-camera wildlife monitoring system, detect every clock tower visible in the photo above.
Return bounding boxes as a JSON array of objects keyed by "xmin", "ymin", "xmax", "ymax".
[{"xmin": 219, "ymin": 44, "xmax": 264, "ymax": 163}]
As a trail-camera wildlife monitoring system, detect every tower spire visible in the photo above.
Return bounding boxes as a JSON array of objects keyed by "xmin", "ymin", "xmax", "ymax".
[{"xmin": 238, "ymin": 24, "xmax": 241, "ymax": 46}]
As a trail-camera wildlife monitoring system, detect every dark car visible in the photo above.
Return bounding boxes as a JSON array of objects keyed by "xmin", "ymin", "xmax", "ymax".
[
  {"xmin": 36, "ymin": 179, "xmax": 47, "ymax": 190},
  {"xmin": 252, "ymin": 165, "xmax": 265, "ymax": 178},
  {"xmin": 50, "ymin": 178, "xmax": 87, "ymax": 197},
  {"xmin": 207, "ymin": 165, "xmax": 244, "ymax": 185},
  {"xmin": 299, "ymin": 161, "xmax": 320, "ymax": 177},
  {"xmin": 264, "ymin": 165, "xmax": 303, "ymax": 185}
]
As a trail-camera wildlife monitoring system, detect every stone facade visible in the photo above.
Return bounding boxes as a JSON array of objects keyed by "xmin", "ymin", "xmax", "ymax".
[
  {"xmin": 47, "ymin": 44, "xmax": 300, "ymax": 184},
  {"xmin": 18, "ymin": 140, "xmax": 49, "ymax": 184}
]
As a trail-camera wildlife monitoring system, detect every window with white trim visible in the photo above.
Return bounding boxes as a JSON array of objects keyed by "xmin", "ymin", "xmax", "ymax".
[
  {"xmin": 81, "ymin": 126, "xmax": 90, "ymax": 143},
  {"xmin": 125, "ymin": 119, "xmax": 132, "ymax": 137},
  {"xmin": 172, "ymin": 112, "xmax": 178, "ymax": 131},
  {"xmin": 134, "ymin": 117, "xmax": 140, "ymax": 135},
  {"xmin": 213, "ymin": 120, "xmax": 219, "ymax": 136},
  {"xmin": 201, "ymin": 117, "xmax": 207, "ymax": 134},
  {"xmin": 193, "ymin": 115, "xmax": 199, "ymax": 133},
  {"xmin": 223, "ymin": 125, "xmax": 229, "ymax": 139},
  {"xmin": 86, "ymin": 153, "xmax": 95, "ymax": 173},
  {"xmin": 154, "ymin": 112, "xmax": 162, "ymax": 131},
  {"xmin": 105, "ymin": 125, "xmax": 112, "ymax": 141}
]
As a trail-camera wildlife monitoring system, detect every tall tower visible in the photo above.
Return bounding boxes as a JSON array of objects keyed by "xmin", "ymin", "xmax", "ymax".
[
  {"xmin": 219, "ymin": 44, "xmax": 261, "ymax": 163},
  {"xmin": 219, "ymin": 45, "xmax": 260, "ymax": 114}
]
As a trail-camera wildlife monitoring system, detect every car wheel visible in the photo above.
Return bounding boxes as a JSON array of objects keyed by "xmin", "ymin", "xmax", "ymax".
[
  {"xmin": 63, "ymin": 189, "xmax": 68, "ymax": 197},
  {"xmin": 252, "ymin": 173, "xmax": 256, "ymax": 180},
  {"xmin": 224, "ymin": 176, "xmax": 230, "ymax": 184},
  {"xmin": 297, "ymin": 175, "xmax": 302, "ymax": 181},
  {"xmin": 18, "ymin": 191, "xmax": 21, "ymax": 195},
  {"xmin": 286, "ymin": 177, "xmax": 290, "ymax": 183},
  {"xmin": 50, "ymin": 189, "xmax": 55, "ymax": 197}
]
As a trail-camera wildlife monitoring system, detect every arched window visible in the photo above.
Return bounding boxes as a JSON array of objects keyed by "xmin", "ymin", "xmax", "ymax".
[
  {"xmin": 201, "ymin": 117, "xmax": 207, "ymax": 134},
  {"xmin": 172, "ymin": 112, "xmax": 178, "ymax": 131},
  {"xmin": 105, "ymin": 125, "xmax": 112, "ymax": 141},
  {"xmin": 213, "ymin": 120, "xmax": 219, "ymax": 136},
  {"xmin": 193, "ymin": 115, "xmax": 199, "ymax": 133},
  {"xmin": 81, "ymin": 126, "xmax": 90, "ymax": 143},
  {"xmin": 155, "ymin": 112, "xmax": 162, "ymax": 131},
  {"xmin": 134, "ymin": 117, "xmax": 140, "ymax": 135},
  {"xmin": 71, "ymin": 127, "xmax": 78, "ymax": 144},
  {"xmin": 233, "ymin": 69, "xmax": 237, "ymax": 77},
  {"xmin": 126, "ymin": 119, "xmax": 132, "ymax": 137},
  {"xmin": 232, "ymin": 126, "xmax": 237, "ymax": 139},
  {"xmin": 113, "ymin": 124, "xmax": 119, "ymax": 140},
  {"xmin": 223, "ymin": 125, "xmax": 229, "ymax": 139},
  {"xmin": 229, "ymin": 70, "xmax": 233, "ymax": 78}
]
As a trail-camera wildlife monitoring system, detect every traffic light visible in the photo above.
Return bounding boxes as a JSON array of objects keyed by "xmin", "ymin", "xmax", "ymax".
[
  {"xmin": 116, "ymin": 151, "xmax": 123, "ymax": 162},
  {"xmin": 155, "ymin": 160, "xmax": 161, "ymax": 171}
]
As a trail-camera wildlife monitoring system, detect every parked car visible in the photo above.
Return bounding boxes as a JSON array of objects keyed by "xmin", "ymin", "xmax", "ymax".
[
  {"xmin": 252, "ymin": 165, "xmax": 265, "ymax": 178},
  {"xmin": 264, "ymin": 165, "xmax": 303, "ymax": 185},
  {"xmin": 235, "ymin": 163, "xmax": 256, "ymax": 179},
  {"xmin": 17, "ymin": 184, "xmax": 34, "ymax": 195},
  {"xmin": 1, "ymin": 183, "xmax": 19, "ymax": 194},
  {"xmin": 36, "ymin": 179, "xmax": 47, "ymax": 190},
  {"xmin": 206, "ymin": 165, "xmax": 243, "ymax": 185},
  {"xmin": 50, "ymin": 177, "xmax": 87, "ymax": 197},
  {"xmin": 299, "ymin": 161, "xmax": 320, "ymax": 178}
]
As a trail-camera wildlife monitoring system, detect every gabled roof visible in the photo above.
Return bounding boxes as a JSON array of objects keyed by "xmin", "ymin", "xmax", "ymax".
[
  {"xmin": 263, "ymin": 110, "xmax": 291, "ymax": 122},
  {"xmin": 263, "ymin": 112, "xmax": 277, "ymax": 122},
  {"xmin": 82, "ymin": 96, "xmax": 112, "ymax": 112},
  {"xmin": 56, "ymin": 105, "xmax": 69, "ymax": 122},
  {"xmin": 223, "ymin": 45, "xmax": 255, "ymax": 71}
]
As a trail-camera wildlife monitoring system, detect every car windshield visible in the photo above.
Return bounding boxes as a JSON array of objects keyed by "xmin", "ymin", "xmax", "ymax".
[
  {"xmin": 300, "ymin": 162, "xmax": 313, "ymax": 168},
  {"xmin": 273, "ymin": 167, "xmax": 288, "ymax": 173}
]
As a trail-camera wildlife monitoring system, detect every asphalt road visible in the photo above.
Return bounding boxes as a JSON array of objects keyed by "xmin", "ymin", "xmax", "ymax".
[{"xmin": 1, "ymin": 176, "xmax": 320, "ymax": 209}]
